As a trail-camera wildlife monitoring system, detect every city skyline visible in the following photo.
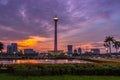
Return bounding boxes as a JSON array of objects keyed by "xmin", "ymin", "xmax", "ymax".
[{"xmin": 0, "ymin": 0, "xmax": 120, "ymax": 53}]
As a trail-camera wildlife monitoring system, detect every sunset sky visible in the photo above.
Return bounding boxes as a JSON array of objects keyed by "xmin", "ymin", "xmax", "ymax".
[{"xmin": 0, "ymin": 0, "xmax": 120, "ymax": 53}]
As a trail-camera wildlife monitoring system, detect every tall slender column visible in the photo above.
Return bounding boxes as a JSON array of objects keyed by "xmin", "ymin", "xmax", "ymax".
[{"xmin": 54, "ymin": 16, "xmax": 58, "ymax": 53}]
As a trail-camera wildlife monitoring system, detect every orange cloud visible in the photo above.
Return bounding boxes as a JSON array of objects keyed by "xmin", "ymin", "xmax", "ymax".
[{"xmin": 17, "ymin": 36, "xmax": 50, "ymax": 50}]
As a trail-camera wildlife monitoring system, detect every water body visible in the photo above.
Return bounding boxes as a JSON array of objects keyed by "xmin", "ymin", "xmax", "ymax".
[{"xmin": 0, "ymin": 59, "xmax": 91, "ymax": 64}]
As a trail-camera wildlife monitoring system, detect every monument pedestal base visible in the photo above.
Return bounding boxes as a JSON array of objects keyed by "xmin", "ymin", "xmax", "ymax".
[{"xmin": 48, "ymin": 50, "xmax": 64, "ymax": 55}]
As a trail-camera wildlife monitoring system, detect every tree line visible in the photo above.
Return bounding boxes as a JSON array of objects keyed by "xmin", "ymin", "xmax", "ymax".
[{"xmin": 0, "ymin": 42, "xmax": 3, "ymax": 53}]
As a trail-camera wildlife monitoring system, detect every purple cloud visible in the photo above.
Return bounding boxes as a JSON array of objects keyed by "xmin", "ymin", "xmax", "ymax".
[{"xmin": 0, "ymin": 0, "xmax": 120, "ymax": 52}]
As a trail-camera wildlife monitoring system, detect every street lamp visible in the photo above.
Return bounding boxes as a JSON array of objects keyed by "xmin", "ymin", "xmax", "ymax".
[
  {"xmin": 13, "ymin": 52, "xmax": 16, "ymax": 59},
  {"xmin": 105, "ymin": 48, "xmax": 108, "ymax": 53}
]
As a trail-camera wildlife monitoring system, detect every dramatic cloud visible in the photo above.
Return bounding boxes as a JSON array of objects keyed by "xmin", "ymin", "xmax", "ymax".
[{"xmin": 0, "ymin": 0, "xmax": 120, "ymax": 52}]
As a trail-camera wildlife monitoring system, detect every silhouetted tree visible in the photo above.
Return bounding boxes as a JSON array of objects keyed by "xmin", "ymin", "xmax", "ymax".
[
  {"xmin": 113, "ymin": 41, "xmax": 120, "ymax": 53},
  {"xmin": 104, "ymin": 43, "xmax": 109, "ymax": 53},
  {"xmin": 104, "ymin": 36, "xmax": 115, "ymax": 54},
  {"xmin": 0, "ymin": 42, "xmax": 4, "ymax": 53}
]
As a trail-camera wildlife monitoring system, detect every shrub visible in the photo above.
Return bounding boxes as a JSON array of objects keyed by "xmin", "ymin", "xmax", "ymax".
[{"xmin": 1, "ymin": 63, "xmax": 120, "ymax": 76}]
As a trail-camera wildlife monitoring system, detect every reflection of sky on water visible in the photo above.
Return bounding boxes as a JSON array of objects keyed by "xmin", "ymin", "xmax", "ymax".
[
  {"xmin": 0, "ymin": 60, "xmax": 13, "ymax": 64},
  {"xmin": 0, "ymin": 59, "xmax": 91, "ymax": 64}
]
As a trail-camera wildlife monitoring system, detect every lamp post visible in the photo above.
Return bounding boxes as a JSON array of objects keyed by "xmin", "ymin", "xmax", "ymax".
[
  {"xmin": 54, "ymin": 16, "xmax": 58, "ymax": 53},
  {"xmin": 13, "ymin": 51, "xmax": 16, "ymax": 59},
  {"xmin": 105, "ymin": 48, "xmax": 108, "ymax": 54}
]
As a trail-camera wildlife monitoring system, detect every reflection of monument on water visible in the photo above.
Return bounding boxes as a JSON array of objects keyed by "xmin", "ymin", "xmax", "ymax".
[{"xmin": 48, "ymin": 16, "xmax": 63, "ymax": 55}]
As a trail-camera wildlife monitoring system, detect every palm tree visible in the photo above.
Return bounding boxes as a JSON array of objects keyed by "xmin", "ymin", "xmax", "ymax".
[
  {"xmin": 0, "ymin": 42, "xmax": 4, "ymax": 53},
  {"xmin": 113, "ymin": 41, "xmax": 120, "ymax": 53},
  {"xmin": 104, "ymin": 36, "xmax": 115, "ymax": 54}
]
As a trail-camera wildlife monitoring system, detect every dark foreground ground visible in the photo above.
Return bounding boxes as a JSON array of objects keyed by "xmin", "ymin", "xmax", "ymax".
[
  {"xmin": 1, "ymin": 58, "xmax": 120, "ymax": 80},
  {"xmin": 0, "ymin": 73, "xmax": 120, "ymax": 80}
]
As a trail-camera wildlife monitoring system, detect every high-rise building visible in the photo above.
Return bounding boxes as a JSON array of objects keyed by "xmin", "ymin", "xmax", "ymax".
[
  {"xmin": 67, "ymin": 45, "xmax": 73, "ymax": 54},
  {"xmin": 7, "ymin": 45, "xmax": 12, "ymax": 54},
  {"xmin": 78, "ymin": 48, "xmax": 82, "ymax": 54},
  {"xmin": 11, "ymin": 43, "xmax": 18, "ymax": 53},
  {"xmin": 74, "ymin": 49, "xmax": 77, "ymax": 54},
  {"xmin": 91, "ymin": 49, "xmax": 100, "ymax": 54},
  {"xmin": 7, "ymin": 43, "xmax": 18, "ymax": 54}
]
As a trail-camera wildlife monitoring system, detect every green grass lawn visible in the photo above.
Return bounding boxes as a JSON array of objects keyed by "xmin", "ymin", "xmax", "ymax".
[{"xmin": 0, "ymin": 74, "xmax": 120, "ymax": 80}]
